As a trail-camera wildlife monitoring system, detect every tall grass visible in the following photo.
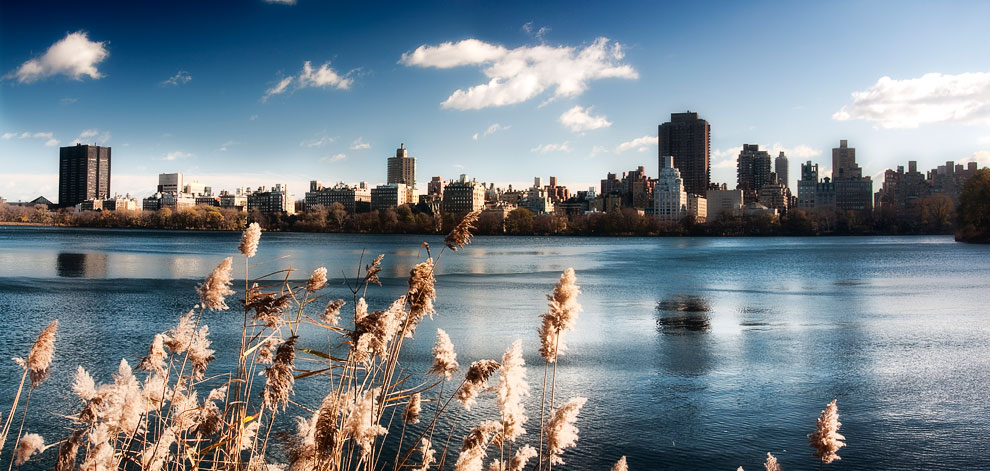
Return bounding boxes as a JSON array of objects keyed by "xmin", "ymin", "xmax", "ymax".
[
  {"xmin": 0, "ymin": 214, "xmax": 851, "ymax": 470},
  {"xmin": 0, "ymin": 211, "xmax": 597, "ymax": 471}
]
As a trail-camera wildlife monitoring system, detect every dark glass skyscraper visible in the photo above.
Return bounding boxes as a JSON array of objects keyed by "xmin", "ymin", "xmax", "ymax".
[
  {"xmin": 659, "ymin": 111, "xmax": 710, "ymax": 196},
  {"xmin": 59, "ymin": 144, "xmax": 111, "ymax": 207}
]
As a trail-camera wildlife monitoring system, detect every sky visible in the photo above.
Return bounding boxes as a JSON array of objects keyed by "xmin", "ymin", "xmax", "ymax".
[{"xmin": 2, "ymin": 0, "xmax": 990, "ymax": 202}]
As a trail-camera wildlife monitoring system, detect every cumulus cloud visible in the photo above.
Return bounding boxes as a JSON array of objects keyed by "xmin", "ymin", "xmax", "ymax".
[
  {"xmin": 73, "ymin": 128, "xmax": 110, "ymax": 145},
  {"xmin": 960, "ymin": 150, "xmax": 990, "ymax": 167},
  {"xmin": 349, "ymin": 137, "xmax": 370, "ymax": 150},
  {"xmin": 559, "ymin": 105, "xmax": 611, "ymax": 132},
  {"xmin": 161, "ymin": 70, "xmax": 192, "ymax": 86},
  {"xmin": 769, "ymin": 143, "xmax": 821, "ymax": 159},
  {"xmin": 301, "ymin": 136, "xmax": 334, "ymax": 148},
  {"xmin": 531, "ymin": 142, "xmax": 570, "ymax": 153},
  {"xmin": 400, "ymin": 37, "xmax": 637, "ymax": 110},
  {"xmin": 833, "ymin": 72, "xmax": 990, "ymax": 128},
  {"xmin": 712, "ymin": 146, "xmax": 744, "ymax": 169},
  {"xmin": 472, "ymin": 123, "xmax": 509, "ymax": 140},
  {"xmin": 6, "ymin": 31, "xmax": 108, "ymax": 83},
  {"xmin": 4, "ymin": 131, "xmax": 59, "ymax": 146},
  {"xmin": 615, "ymin": 135, "xmax": 655, "ymax": 153},
  {"xmin": 163, "ymin": 151, "xmax": 193, "ymax": 161},
  {"xmin": 262, "ymin": 61, "xmax": 353, "ymax": 101}
]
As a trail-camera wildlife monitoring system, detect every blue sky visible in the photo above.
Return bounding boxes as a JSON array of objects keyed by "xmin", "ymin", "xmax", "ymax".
[{"xmin": 2, "ymin": 0, "xmax": 990, "ymax": 202}]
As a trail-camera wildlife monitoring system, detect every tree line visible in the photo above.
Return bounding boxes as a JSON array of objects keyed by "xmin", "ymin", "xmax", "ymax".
[{"xmin": 2, "ymin": 170, "xmax": 988, "ymax": 239}]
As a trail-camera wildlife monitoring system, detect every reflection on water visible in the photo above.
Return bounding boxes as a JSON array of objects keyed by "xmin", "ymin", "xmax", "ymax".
[
  {"xmin": 56, "ymin": 252, "xmax": 108, "ymax": 278},
  {"xmin": 656, "ymin": 294, "xmax": 711, "ymax": 334}
]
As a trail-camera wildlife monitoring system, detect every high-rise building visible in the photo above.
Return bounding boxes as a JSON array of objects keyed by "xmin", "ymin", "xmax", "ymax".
[
  {"xmin": 775, "ymin": 151, "xmax": 789, "ymax": 188},
  {"xmin": 797, "ymin": 161, "xmax": 819, "ymax": 209},
  {"xmin": 387, "ymin": 143, "xmax": 416, "ymax": 189},
  {"xmin": 442, "ymin": 175, "xmax": 485, "ymax": 213},
  {"xmin": 654, "ymin": 155, "xmax": 687, "ymax": 221},
  {"xmin": 830, "ymin": 140, "xmax": 872, "ymax": 212},
  {"xmin": 371, "ymin": 184, "xmax": 408, "ymax": 212},
  {"xmin": 659, "ymin": 111, "xmax": 710, "ymax": 196},
  {"xmin": 736, "ymin": 144, "xmax": 772, "ymax": 203},
  {"xmin": 157, "ymin": 173, "xmax": 183, "ymax": 194},
  {"xmin": 832, "ymin": 139, "xmax": 861, "ymax": 179},
  {"xmin": 59, "ymin": 144, "xmax": 111, "ymax": 207}
]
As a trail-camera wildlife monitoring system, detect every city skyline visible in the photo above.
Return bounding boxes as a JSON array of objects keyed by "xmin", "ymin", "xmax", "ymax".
[{"xmin": 3, "ymin": 1, "xmax": 990, "ymax": 201}]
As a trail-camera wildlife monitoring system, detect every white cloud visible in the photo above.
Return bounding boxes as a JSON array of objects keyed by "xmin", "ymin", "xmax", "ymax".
[
  {"xmin": 161, "ymin": 70, "xmax": 192, "ymax": 86},
  {"xmin": 833, "ymin": 72, "xmax": 990, "ymax": 128},
  {"xmin": 219, "ymin": 140, "xmax": 236, "ymax": 152},
  {"xmin": 473, "ymin": 123, "xmax": 509, "ymax": 140},
  {"xmin": 530, "ymin": 142, "xmax": 570, "ymax": 153},
  {"xmin": 769, "ymin": 143, "xmax": 822, "ymax": 159},
  {"xmin": 615, "ymin": 135, "xmax": 655, "ymax": 153},
  {"xmin": 5, "ymin": 131, "xmax": 59, "ymax": 146},
  {"xmin": 559, "ymin": 105, "xmax": 611, "ymax": 132},
  {"xmin": 301, "ymin": 136, "xmax": 335, "ymax": 148},
  {"xmin": 60, "ymin": 97, "xmax": 78, "ymax": 105},
  {"xmin": 249, "ymin": 114, "xmax": 259, "ymax": 121},
  {"xmin": 979, "ymin": 136, "xmax": 990, "ymax": 144},
  {"xmin": 262, "ymin": 61, "xmax": 353, "ymax": 101},
  {"xmin": 400, "ymin": 37, "xmax": 637, "ymax": 110},
  {"xmin": 163, "ymin": 151, "xmax": 193, "ymax": 161},
  {"xmin": 6, "ymin": 31, "xmax": 108, "ymax": 84},
  {"xmin": 262, "ymin": 77, "xmax": 294, "ymax": 101},
  {"xmin": 591, "ymin": 145, "xmax": 609, "ymax": 156},
  {"xmin": 712, "ymin": 146, "xmax": 744, "ymax": 169},
  {"xmin": 349, "ymin": 137, "xmax": 370, "ymax": 150},
  {"xmin": 960, "ymin": 150, "xmax": 990, "ymax": 167},
  {"xmin": 321, "ymin": 153, "xmax": 347, "ymax": 162},
  {"xmin": 264, "ymin": 0, "xmax": 296, "ymax": 4},
  {"xmin": 73, "ymin": 128, "xmax": 110, "ymax": 144},
  {"xmin": 522, "ymin": 22, "xmax": 550, "ymax": 41}
]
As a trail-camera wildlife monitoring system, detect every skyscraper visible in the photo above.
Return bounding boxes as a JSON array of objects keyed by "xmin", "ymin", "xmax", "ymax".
[
  {"xmin": 736, "ymin": 144, "xmax": 772, "ymax": 204},
  {"xmin": 831, "ymin": 140, "xmax": 872, "ymax": 212},
  {"xmin": 387, "ymin": 143, "xmax": 416, "ymax": 190},
  {"xmin": 659, "ymin": 111, "xmax": 710, "ymax": 196},
  {"xmin": 832, "ymin": 139, "xmax": 861, "ymax": 179},
  {"xmin": 775, "ymin": 151, "xmax": 789, "ymax": 188},
  {"xmin": 59, "ymin": 144, "xmax": 111, "ymax": 207},
  {"xmin": 654, "ymin": 155, "xmax": 687, "ymax": 220}
]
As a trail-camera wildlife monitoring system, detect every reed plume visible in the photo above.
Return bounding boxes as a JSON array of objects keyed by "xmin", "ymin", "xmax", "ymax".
[
  {"xmin": 322, "ymin": 298, "xmax": 346, "ymax": 326},
  {"xmin": 306, "ymin": 266, "xmax": 328, "ymax": 292},
  {"xmin": 404, "ymin": 392, "xmax": 422, "ymax": 425},
  {"xmin": 245, "ymin": 284, "xmax": 292, "ymax": 328},
  {"xmin": 197, "ymin": 256, "xmax": 235, "ymax": 311},
  {"xmin": 365, "ymin": 254, "xmax": 384, "ymax": 286},
  {"xmin": 352, "ymin": 296, "xmax": 407, "ymax": 364},
  {"xmin": 508, "ymin": 445, "xmax": 537, "ymax": 471},
  {"xmin": 239, "ymin": 222, "xmax": 261, "ymax": 257},
  {"xmin": 445, "ymin": 210, "xmax": 482, "ymax": 251},
  {"xmin": 13, "ymin": 432, "xmax": 44, "ymax": 465},
  {"xmin": 456, "ymin": 359, "xmax": 501, "ymax": 410},
  {"xmin": 54, "ymin": 429, "xmax": 84, "ymax": 471},
  {"xmin": 545, "ymin": 396, "xmax": 587, "ymax": 465},
  {"xmin": 538, "ymin": 268, "xmax": 581, "ymax": 362},
  {"xmin": 428, "ymin": 328, "xmax": 459, "ymax": 380},
  {"xmin": 454, "ymin": 420, "xmax": 501, "ymax": 471},
  {"xmin": 263, "ymin": 335, "xmax": 298, "ymax": 412},
  {"xmin": 137, "ymin": 333, "xmax": 168, "ymax": 375},
  {"xmin": 313, "ymin": 393, "xmax": 341, "ymax": 462},
  {"xmin": 341, "ymin": 388, "xmax": 388, "ymax": 459},
  {"xmin": 496, "ymin": 340, "xmax": 530, "ymax": 443},
  {"xmin": 808, "ymin": 399, "xmax": 845, "ymax": 465},
  {"xmin": 611, "ymin": 456, "xmax": 628, "ymax": 471},
  {"xmin": 287, "ymin": 413, "xmax": 318, "ymax": 470},
  {"xmin": 187, "ymin": 324, "xmax": 215, "ymax": 379},
  {"xmin": 413, "ymin": 438, "xmax": 436, "ymax": 471},
  {"xmin": 27, "ymin": 320, "xmax": 58, "ymax": 387},
  {"xmin": 406, "ymin": 258, "xmax": 437, "ymax": 333},
  {"xmin": 764, "ymin": 452, "xmax": 780, "ymax": 471}
]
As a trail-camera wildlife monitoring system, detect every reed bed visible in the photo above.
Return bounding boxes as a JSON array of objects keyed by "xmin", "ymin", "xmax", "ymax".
[{"xmin": 0, "ymin": 212, "xmax": 848, "ymax": 470}]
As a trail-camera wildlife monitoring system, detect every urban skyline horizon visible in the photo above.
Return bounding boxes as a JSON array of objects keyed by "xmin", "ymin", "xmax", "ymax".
[
  {"xmin": 5, "ymin": 131, "xmax": 980, "ymax": 205},
  {"xmin": 3, "ymin": 1, "xmax": 990, "ymax": 203}
]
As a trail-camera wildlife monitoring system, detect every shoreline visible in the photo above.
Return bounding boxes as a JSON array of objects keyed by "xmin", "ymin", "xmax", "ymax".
[{"xmin": 0, "ymin": 220, "xmax": 958, "ymax": 238}]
